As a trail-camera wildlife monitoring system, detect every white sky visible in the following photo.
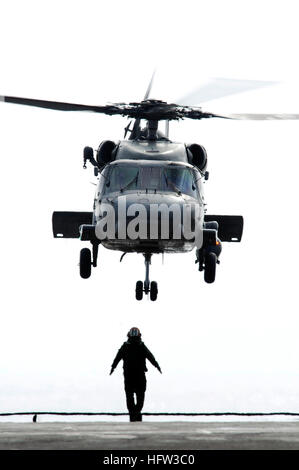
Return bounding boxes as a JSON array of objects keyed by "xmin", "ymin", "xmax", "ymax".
[{"xmin": 0, "ymin": 0, "xmax": 299, "ymax": 422}]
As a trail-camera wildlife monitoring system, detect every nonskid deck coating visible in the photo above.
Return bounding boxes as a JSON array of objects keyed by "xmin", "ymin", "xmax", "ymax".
[{"xmin": 0, "ymin": 421, "xmax": 299, "ymax": 449}]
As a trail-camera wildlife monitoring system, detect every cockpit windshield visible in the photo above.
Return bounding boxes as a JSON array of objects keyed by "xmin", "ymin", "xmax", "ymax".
[{"xmin": 103, "ymin": 165, "xmax": 198, "ymax": 197}]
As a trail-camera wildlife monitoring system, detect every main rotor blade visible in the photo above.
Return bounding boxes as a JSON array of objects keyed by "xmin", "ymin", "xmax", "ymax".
[
  {"xmin": 176, "ymin": 78, "xmax": 277, "ymax": 106},
  {"xmin": 3, "ymin": 93, "xmax": 298, "ymax": 122},
  {"xmin": 215, "ymin": 112, "xmax": 299, "ymax": 120},
  {"xmin": 175, "ymin": 108, "xmax": 299, "ymax": 121},
  {"xmin": 143, "ymin": 70, "xmax": 156, "ymax": 100},
  {"xmin": 128, "ymin": 70, "xmax": 157, "ymax": 140},
  {"xmin": 0, "ymin": 95, "xmax": 120, "ymax": 115}
]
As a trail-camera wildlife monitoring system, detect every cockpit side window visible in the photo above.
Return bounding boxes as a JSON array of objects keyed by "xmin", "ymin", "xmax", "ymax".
[
  {"xmin": 162, "ymin": 167, "xmax": 198, "ymax": 197},
  {"xmin": 104, "ymin": 165, "xmax": 139, "ymax": 194}
]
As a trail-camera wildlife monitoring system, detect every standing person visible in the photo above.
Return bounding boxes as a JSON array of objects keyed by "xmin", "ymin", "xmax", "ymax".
[{"xmin": 110, "ymin": 327, "xmax": 162, "ymax": 422}]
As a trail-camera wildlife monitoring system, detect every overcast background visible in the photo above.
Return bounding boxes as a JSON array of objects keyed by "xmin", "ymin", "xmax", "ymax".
[{"xmin": 0, "ymin": 0, "xmax": 299, "ymax": 422}]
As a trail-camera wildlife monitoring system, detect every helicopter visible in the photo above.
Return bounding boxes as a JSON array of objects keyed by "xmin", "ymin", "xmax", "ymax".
[{"xmin": 2, "ymin": 77, "xmax": 299, "ymax": 301}]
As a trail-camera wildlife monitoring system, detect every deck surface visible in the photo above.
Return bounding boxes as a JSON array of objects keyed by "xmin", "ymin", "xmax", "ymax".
[{"xmin": 0, "ymin": 420, "xmax": 299, "ymax": 449}]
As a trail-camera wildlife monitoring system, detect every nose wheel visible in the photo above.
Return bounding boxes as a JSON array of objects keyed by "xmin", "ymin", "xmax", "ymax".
[{"xmin": 135, "ymin": 254, "xmax": 158, "ymax": 301}]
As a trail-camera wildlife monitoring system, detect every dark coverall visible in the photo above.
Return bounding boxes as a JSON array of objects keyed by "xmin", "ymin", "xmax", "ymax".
[{"xmin": 111, "ymin": 337, "xmax": 161, "ymax": 420}]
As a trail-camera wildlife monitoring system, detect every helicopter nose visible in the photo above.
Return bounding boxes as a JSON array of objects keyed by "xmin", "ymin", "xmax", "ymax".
[
  {"xmin": 96, "ymin": 195, "xmax": 200, "ymax": 242},
  {"xmin": 118, "ymin": 197, "xmax": 197, "ymax": 241}
]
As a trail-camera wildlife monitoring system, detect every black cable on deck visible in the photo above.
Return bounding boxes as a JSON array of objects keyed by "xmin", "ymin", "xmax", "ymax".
[{"xmin": 1, "ymin": 411, "xmax": 299, "ymax": 417}]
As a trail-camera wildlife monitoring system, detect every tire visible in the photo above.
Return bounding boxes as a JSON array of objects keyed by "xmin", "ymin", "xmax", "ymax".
[
  {"xmin": 136, "ymin": 281, "xmax": 143, "ymax": 301},
  {"xmin": 204, "ymin": 252, "xmax": 217, "ymax": 283},
  {"xmin": 80, "ymin": 248, "xmax": 92, "ymax": 279},
  {"xmin": 150, "ymin": 281, "xmax": 158, "ymax": 301}
]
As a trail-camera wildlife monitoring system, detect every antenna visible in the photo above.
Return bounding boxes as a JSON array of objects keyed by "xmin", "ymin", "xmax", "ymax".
[{"xmin": 165, "ymin": 120, "xmax": 169, "ymax": 138}]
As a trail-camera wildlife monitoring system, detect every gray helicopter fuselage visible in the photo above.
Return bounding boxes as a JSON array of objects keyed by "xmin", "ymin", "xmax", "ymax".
[
  {"xmin": 93, "ymin": 140, "xmax": 205, "ymax": 253},
  {"xmin": 115, "ymin": 139, "xmax": 189, "ymax": 163},
  {"xmin": 0, "ymin": 84, "xmax": 246, "ymax": 295}
]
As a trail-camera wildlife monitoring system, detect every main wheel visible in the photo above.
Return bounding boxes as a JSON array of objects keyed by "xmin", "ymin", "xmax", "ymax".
[
  {"xmin": 204, "ymin": 252, "xmax": 217, "ymax": 283},
  {"xmin": 135, "ymin": 281, "xmax": 143, "ymax": 301},
  {"xmin": 150, "ymin": 281, "xmax": 158, "ymax": 301},
  {"xmin": 80, "ymin": 248, "xmax": 92, "ymax": 279}
]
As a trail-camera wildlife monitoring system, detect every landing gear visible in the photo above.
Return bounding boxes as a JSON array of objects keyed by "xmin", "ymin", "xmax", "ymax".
[
  {"xmin": 135, "ymin": 253, "xmax": 158, "ymax": 301},
  {"xmin": 204, "ymin": 252, "xmax": 217, "ymax": 283},
  {"xmin": 150, "ymin": 281, "xmax": 158, "ymax": 301},
  {"xmin": 196, "ymin": 248, "xmax": 218, "ymax": 284},
  {"xmin": 80, "ymin": 248, "xmax": 92, "ymax": 279},
  {"xmin": 79, "ymin": 242, "xmax": 99, "ymax": 279},
  {"xmin": 135, "ymin": 281, "xmax": 143, "ymax": 301}
]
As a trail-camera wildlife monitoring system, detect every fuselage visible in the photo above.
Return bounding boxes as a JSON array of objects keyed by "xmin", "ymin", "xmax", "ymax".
[{"xmin": 93, "ymin": 140, "xmax": 206, "ymax": 253}]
